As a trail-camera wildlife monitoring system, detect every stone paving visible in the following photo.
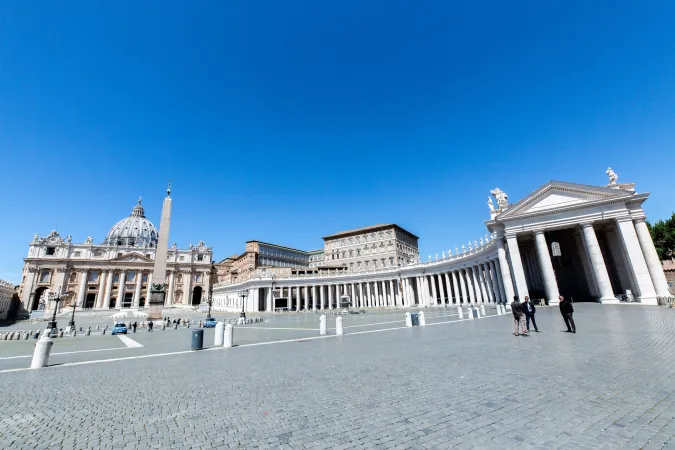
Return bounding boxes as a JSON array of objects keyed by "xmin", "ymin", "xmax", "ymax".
[{"xmin": 2, "ymin": 304, "xmax": 675, "ymax": 449}]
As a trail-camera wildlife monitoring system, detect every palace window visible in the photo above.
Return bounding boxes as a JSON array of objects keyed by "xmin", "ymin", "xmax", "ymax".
[
  {"xmin": 69, "ymin": 272, "xmax": 77, "ymax": 283},
  {"xmin": 128, "ymin": 272, "xmax": 136, "ymax": 282},
  {"xmin": 195, "ymin": 273, "xmax": 202, "ymax": 282},
  {"xmin": 89, "ymin": 272, "xmax": 99, "ymax": 282},
  {"xmin": 46, "ymin": 247, "xmax": 55, "ymax": 256},
  {"xmin": 39, "ymin": 270, "xmax": 51, "ymax": 283},
  {"xmin": 197, "ymin": 254, "xmax": 204, "ymax": 261},
  {"xmin": 113, "ymin": 274, "xmax": 119, "ymax": 282},
  {"xmin": 73, "ymin": 251, "xmax": 81, "ymax": 257}
]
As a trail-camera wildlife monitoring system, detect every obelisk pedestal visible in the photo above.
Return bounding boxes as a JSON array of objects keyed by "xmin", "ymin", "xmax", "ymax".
[{"xmin": 148, "ymin": 184, "xmax": 173, "ymax": 321}]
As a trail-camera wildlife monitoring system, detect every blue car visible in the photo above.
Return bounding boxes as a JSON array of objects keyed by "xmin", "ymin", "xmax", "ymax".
[
  {"xmin": 203, "ymin": 317, "xmax": 217, "ymax": 328},
  {"xmin": 111, "ymin": 323, "xmax": 127, "ymax": 335}
]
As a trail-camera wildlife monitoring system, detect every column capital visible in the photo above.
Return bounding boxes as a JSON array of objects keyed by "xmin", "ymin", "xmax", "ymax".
[
  {"xmin": 633, "ymin": 217, "xmax": 647, "ymax": 224},
  {"xmin": 615, "ymin": 216, "xmax": 634, "ymax": 224},
  {"xmin": 534, "ymin": 230, "xmax": 545, "ymax": 236},
  {"xmin": 579, "ymin": 222, "xmax": 595, "ymax": 229}
]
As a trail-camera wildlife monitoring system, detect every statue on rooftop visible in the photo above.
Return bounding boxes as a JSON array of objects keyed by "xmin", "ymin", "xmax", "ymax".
[{"xmin": 606, "ymin": 167, "xmax": 618, "ymax": 185}]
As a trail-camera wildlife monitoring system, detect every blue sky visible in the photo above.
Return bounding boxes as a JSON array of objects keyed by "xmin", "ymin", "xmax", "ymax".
[{"xmin": 1, "ymin": 1, "xmax": 674, "ymax": 284}]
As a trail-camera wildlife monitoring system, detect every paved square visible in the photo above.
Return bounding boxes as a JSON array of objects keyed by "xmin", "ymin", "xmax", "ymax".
[{"xmin": 2, "ymin": 304, "xmax": 675, "ymax": 449}]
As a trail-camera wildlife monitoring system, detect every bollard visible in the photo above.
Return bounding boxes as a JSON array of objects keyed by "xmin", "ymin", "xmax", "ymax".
[
  {"xmin": 224, "ymin": 323, "xmax": 234, "ymax": 348},
  {"xmin": 24, "ymin": 332, "xmax": 30, "ymax": 340},
  {"xmin": 96, "ymin": 325, "xmax": 100, "ymax": 330},
  {"xmin": 187, "ymin": 322, "xmax": 191, "ymax": 329},
  {"xmin": 319, "ymin": 315, "xmax": 327, "ymax": 335},
  {"xmin": 505, "ymin": 302, "xmax": 512, "ymax": 311},
  {"xmin": 101, "ymin": 328, "xmax": 106, "ymax": 335},
  {"xmin": 214, "ymin": 321, "xmax": 225, "ymax": 346},
  {"xmin": 57, "ymin": 330, "xmax": 63, "ymax": 338},
  {"xmin": 198, "ymin": 320, "xmax": 202, "ymax": 328},
  {"xmin": 457, "ymin": 306, "xmax": 464, "ymax": 319},
  {"xmin": 161, "ymin": 323, "xmax": 166, "ymax": 331},
  {"xmin": 336, "ymin": 316, "xmax": 344, "ymax": 335},
  {"xmin": 480, "ymin": 304, "xmax": 486, "ymax": 316},
  {"xmin": 174, "ymin": 322, "xmax": 178, "ymax": 329},
  {"xmin": 405, "ymin": 312, "xmax": 413, "ymax": 327},
  {"xmin": 79, "ymin": 327, "xmax": 83, "ymax": 332},
  {"xmin": 191, "ymin": 329, "xmax": 204, "ymax": 351},
  {"xmin": 419, "ymin": 311, "xmax": 426, "ymax": 326},
  {"xmin": 33, "ymin": 331, "xmax": 40, "ymax": 339},
  {"xmin": 31, "ymin": 336, "xmax": 54, "ymax": 369},
  {"xmin": 86, "ymin": 327, "xmax": 91, "ymax": 336},
  {"xmin": 467, "ymin": 307, "xmax": 474, "ymax": 320},
  {"xmin": 72, "ymin": 330, "xmax": 77, "ymax": 337},
  {"xmin": 475, "ymin": 307, "xmax": 481, "ymax": 318}
]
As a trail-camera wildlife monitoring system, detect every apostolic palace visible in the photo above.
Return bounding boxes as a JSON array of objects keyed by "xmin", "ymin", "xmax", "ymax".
[{"xmin": 14, "ymin": 169, "xmax": 674, "ymax": 318}]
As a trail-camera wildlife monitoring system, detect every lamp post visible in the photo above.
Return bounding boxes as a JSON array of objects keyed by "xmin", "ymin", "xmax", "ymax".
[
  {"xmin": 47, "ymin": 289, "xmax": 73, "ymax": 331},
  {"xmin": 67, "ymin": 301, "xmax": 77, "ymax": 330},
  {"xmin": 237, "ymin": 288, "xmax": 249, "ymax": 319}
]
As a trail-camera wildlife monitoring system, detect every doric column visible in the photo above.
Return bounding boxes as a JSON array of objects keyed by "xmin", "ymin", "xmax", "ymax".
[
  {"xmin": 437, "ymin": 274, "xmax": 446, "ymax": 305},
  {"xmin": 505, "ymin": 236, "xmax": 528, "ymax": 300},
  {"xmin": 312, "ymin": 285, "xmax": 318, "ymax": 310},
  {"xmin": 132, "ymin": 271, "xmax": 143, "ymax": 308},
  {"xmin": 482, "ymin": 263, "xmax": 495, "ymax": 303},
  {"xmin": 489, "ymin": 261, "xmax": 502, "ymax": 303},
  {"xmin": 373, "ymin": 281, "xmax": 380, "ymax": 308},
  {"xmin": 166, "ymin": 271, "xmax": 174, "ymax": 306},
  {"xmin": 470, "ymin": 266, "xmax": 483, "ymax": 303},
  {"xmin": 328, "ymin": 285, "xmax": 334, "ymax": 309},
  {"xmin": 534, "ymin": 231, "xmax": 561, "ymax": 305},
  {"xmin": 390, "ymin": 280, "xmax": 396, "ymax": 307},
  {"xmin": 117, "ymin": 270, "xmax": 126, "ymax": 309},
  {"xmin": 96, "ymin": 271, "xmax": 107, "ymax": 309},
  {"xmin": 449, "ymin": 271, "xmax": 459, "ymax": 304},
  {"xmin": 429, "ymin": 275, "xmax": 438, "ymax": 306},
  {"xmin": 476, "ymin": 265, "xmax": 489, "ymax": 303},
  {"xmin": 455, "ymin": 271, "xmax": 465, "ymax": 304},
  {"xmin": 76, "ymin": 269, "xmax": 88, "ymax": 308},
  {"xmin": 634, "ymin": 218, "xmax": 671, "ymax": 298},
  {"xmin": 103, "ymin": 271, "xmax": 114, "ymax": 309},
  {"xmin": 267, "ymin": 287, "xmax": 273, "ymax": 312},
  {"xmin": 462, "ymin": 269, "xmax": 474, "ymax": 304},
  {"xmin": 615, "ymin": 218, "xmax": 657, "ymax": 304},
  {"xmin": 442, "ymin": 273, "xmax": 450, "ymax": 304},
  {"xmin": 319, "ymin": 285, "xmax": 325, "ymax": 310},
  {"xmin": 21, "ymin": 268, "xmax": 38, "ymax": 312},
  {"xmin": 304, "ymin": 286, "xmax": 309, "ymax": 310},
  {"xmin": 495, "ymin": 237, "xmax": 515, "ymax": 302}
]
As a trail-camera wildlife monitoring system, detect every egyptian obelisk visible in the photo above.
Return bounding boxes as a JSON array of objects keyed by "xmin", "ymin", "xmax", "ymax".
[{"xmin": 148, "ymin": 182, "xmax": 172, "ymax": 321}]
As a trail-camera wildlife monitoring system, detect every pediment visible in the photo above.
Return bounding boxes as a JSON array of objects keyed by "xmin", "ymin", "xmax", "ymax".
[
  {"xmin": 497, "ymin": 181, "xmax": 634, "ymax": 219},
  {"xmin": 110, "ymin": 252, "xmax": 154, "ymax": 263}
]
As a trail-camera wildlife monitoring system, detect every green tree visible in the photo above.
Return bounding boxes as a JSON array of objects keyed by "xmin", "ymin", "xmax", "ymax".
[{"xmin": 648, "ymin": 212, "xmax": 675, "ymax": 260}]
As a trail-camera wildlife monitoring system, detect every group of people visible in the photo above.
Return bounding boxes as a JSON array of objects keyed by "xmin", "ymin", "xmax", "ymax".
[{"xmin": 510, "ymin": 295, "xmax": 576, "ymax": 336}]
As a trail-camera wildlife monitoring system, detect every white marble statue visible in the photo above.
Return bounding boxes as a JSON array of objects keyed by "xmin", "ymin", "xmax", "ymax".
[
  {"xmin": 172, "ymin": 242, "xmax": 177, "ymax": 249},
  {"xmin": 606, "ymin": 167, "xmax": 618, "ymax": 185},
  {"xmin": 479, "ymin": 237, "xmax": 484, "ymax": 246},
  {"xmin": 455, "ymin": 248, "xmax": 459, "ymax": 255},
  {"xmin": 490, "ymin": 188, "xmax": 508, "ymax": 209},
  {"xmin": 461, "ymin": 245, "xmax": 466, "ymax": 254},
  {"xmin": 487, "ymin": 197, "xmax": 495, "ymax": 212},
  {"xmin": 85, "ymin": 236, "xmax": 93, "ymax": 244},
  {"xmin": 473, "ymin": 240, "xmax": 478, "ymax": 248},
  {"xmin": 66, "ymin": 235, "xmax": 72, "ymax": 243},
  {"xmin": 442, "ymin": 251, "xmax": 446, "ymax": 259},
  {"xmin": 32, "ymin": 233, "xmax": 39, "ymax": 243},
  {"xmin": 428, "ymin": 255, "xmax": 431, "ymax": 262}
]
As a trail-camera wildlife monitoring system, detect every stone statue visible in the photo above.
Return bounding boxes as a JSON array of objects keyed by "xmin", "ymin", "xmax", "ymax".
[
  {"xmin": 455, "ymin": 248, "xmax": 459, "ymax": 255},
  {"xmin": 428, "ymin": 255, "xmax": 431, "ymax": 262},
  {"xmin": 461, "ymin": 245, "xmax": 466, "ymax": 254},
  {"xmin": 435, "ymin": 253, "xmax": 438, "ymax": 260},
  {"xmin": 172, "ymin": 242, "xmax": 177, "ymax": 249},
  {"xmin": 32, "ymin": 233, "xmax": 39, "ymax": 243},
  {"xmin": 487, "ymin": 197, "xmax": 495, "ymax": 212},
  {"xmin": 474, "ymin": 240, "xmax": 478, "ymax": 248},
  {"xmin": 485, "ymin": 233, "xmax": 489, "ymax": 242},
  {"xmin": 66, "ymin": 235, "xmax": 72, "ymax": 243},
  {"xmin": 468, "ymin": 241, "xmax": 472, "ymax": 251},
  {"xmin": 606, "ymin": 167, "xmax": 618, "ymax": 185},
  {"xmin": 479, "ymin": 237, "xmax": 484, "ymax": 246},
  {"xmin": 85, "ymin": 236, "xmax": 93, "ymax": 244},
  {"xmin": 442, "ymin": 251, "xmax": 446, "ymax": 259},
  {"xmin": 490, "ymin": 188, "xmax": 508, "ymax": 209}
]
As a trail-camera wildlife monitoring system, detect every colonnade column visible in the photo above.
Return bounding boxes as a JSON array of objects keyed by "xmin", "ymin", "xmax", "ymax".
[
  {"xmin": 496, "ymin": 236, "xmax": 515, "ymax": 302},
  {"xmin": 483, "ymin": 263, "xmax": 495, "ymax": 303},
  {"xmin": 464, "ymin": 268, "xmax": 476, "ymax": 304},
  {"xmin": 437, "ymin": 274, "xmax": 446, "ymax": 305},
  {"xmin": 103, "ymin": 271, "xmax": 114, "ymax": 309},
  {"xmin": 476, "ymin": 266, "xmax": 488, "ymax": 303},
  {"xmin": 304, "ymin": 286, "xmax": 309, "ymax": 310},
  {"xmin": 75, "ymin": 269, "xmax": 88, "ymax": 308},
  {"xmin": 267, "ymin": 287, "xmax": 273, "ymax": 312},
  {"xmin": 327, "ymin": 285, "xmax": 333, "ymax": 309},
  {"xmin": 430, "ymin": 276, "xmax": 438, "ymax": 306},
  {"xmin": 456, "ymin": 271, "xmax": 466, "ymax": 304},
  {"xmin": 471, "ymin": 266, "xmax": 483, "ymax": 303},
  {"xmin": 449, "ymin": 271, "xmax": 459, "ymax": 304},
  {"xmin": 132, "ymin": 271, "xmax": 142, "ymax": 308},
  {"xmin": 634, "ymin": 218, "xmax": 671, "ymax": 298},
  {"xmin": 616, "ymin": 217, "xmax": 657, "ymax": 304},
  {"xmin": 166, "ymin": 271, "xmax": 174, "ymax": 306},
  {"xmin": 319, "ymin": 285, "xmax": 324, "ymax": 310},
  {"xmin": 534, "ymin": 231, "xmax": 561, "ymax": 305},
  {"xmin": 390, "ymin": 280, "xmax": 396, "ymax": 307}
]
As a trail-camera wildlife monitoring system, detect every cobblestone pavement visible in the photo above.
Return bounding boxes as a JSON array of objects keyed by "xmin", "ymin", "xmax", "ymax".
[{"xmin": 2, "ymin": 304, "xmax": 675, "ymax": 449}]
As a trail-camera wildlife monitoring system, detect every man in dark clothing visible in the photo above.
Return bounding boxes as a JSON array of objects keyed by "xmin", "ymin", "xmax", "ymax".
[
  {"xmin": 132, "ymin": 322, "xmax": 137, "ymax": 333},
  {"xmin": 559, "ymin": 295, "xmax": 576, "ymax": 333},
  {"xmin": 511, "ymin": 296, "xmax": 527, "ymax": 336},
  {"xmin": 522, "ymin": 296, "xmax": 539, "ymax": 332},
  {"xmin": 148, "ymin": 321, "xmax": 153, "ymax": 332}
]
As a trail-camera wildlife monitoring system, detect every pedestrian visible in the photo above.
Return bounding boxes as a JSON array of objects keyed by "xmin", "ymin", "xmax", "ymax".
[
  {"xmin": 148, "ymin": 321, "xmax": 154, "ymax": 332},
  {"xmin": 559, "ymin": 295, "xmax": 576, "ymax": 333},
  {"xmin": 132, "ymin": 322, "xmax": 137, "ymax": 333},
  {"xmin": 511, "ymin": 296, "xmax": 528, "ymax": 336},
  {"xmin": 522, "ymin": 296, "xmax": 539, "ymax": 332}
]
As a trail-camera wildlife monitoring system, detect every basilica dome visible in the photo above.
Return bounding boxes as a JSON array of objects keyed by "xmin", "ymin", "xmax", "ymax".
[{"xmin": 103, "ymin": 198, "xmax": 158, "ymax": 247}]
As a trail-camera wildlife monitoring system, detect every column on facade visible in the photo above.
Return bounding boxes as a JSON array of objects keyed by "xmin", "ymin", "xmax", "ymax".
[
  {"xmin": 495, "ymin": 237, "xmax": 515, "ymax": 302},
  {"xmin": 117, "ymin": 271, "xmax": 126, "ymax": 309},
  {"xmin": 389, "ymin": 280, "xmax": 396, "ymax": 307},
  {"xmin": 615, "ymin": 218, "xmax": 658, "ymax": 304},
  {"xmin": 634, "ymin": 218, "xmax": 671, "ymax": 298},
  {"xmin": 471, "ymin": 266, "xmax": 484, "ymax": 303},
  {"xmin": 534, "ymin": 231, "xmax": 561, "ymax": 305},
  {"xmin": 165, "ymin": 271, "xmax": 174, "ymax": 306},
  {"xmin": 429, "ymin": 275, "xmax": 437, "ymax": 306},
  {"xmin": 267, "ymin": 287, "xmax": 273, "ymax": 312},
  {"xmin": 145, "ymin": 273, "xmax": 153, "ymax": 307},
  {"xmin": 448, "ymin": 271, "xmax": 458, "ymax": 304},
  {"xmin": 303, "ymin": 286, "xmax": 308, "ymax": 310},
  {"xmin": 437, "ymin": 274, "xmax": 446, "ymax": 305},
  {"xmin": 21, "ymin": 269, "xmax": 38, "ymax": 312},
  {"xmin": 505, "ymin": 235, "xmax": 528, "ymax": 300},
  {"xmin": 462, "ymin": 269, "xmax": 474, "ymax": 304},
  {"xmin": 75, "ymin": 269, "xmax": 88, "ymax": 308},
  {"xmin": 184, "ymin": 271, "xmax": 193, "ymax": 306},
  {"xmin": 103, "ymin": 271, "xmax": 114, "ymax": 309},
  {"xmin": 96, "ymin": 270, "xmax": 107, "ymax": 309},
  {"xmin": 132, "ymin": 271, "xmax": 143, "ymax": 308},
  {"xmin": 476, "ymin": 266, "xmax": 488, "ymax": 303}
]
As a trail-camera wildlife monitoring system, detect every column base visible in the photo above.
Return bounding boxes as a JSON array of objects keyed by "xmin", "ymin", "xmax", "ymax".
[
  {"xmin": 548, "ymin": 299, "xmax": 560, "ymax": 306},
  {"xmin": 600, "ymin": 297, "xmax": 620, "ymax": 304},
  {"xmin": 638, "ymin": 296, "xmax": 658, "ymax": 306}
]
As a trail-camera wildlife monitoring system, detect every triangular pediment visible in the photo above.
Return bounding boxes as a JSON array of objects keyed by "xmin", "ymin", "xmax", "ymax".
[
  {"xmin": 110, "ymin": 252, "xmax": 154, "ymax": 263},
  {"xmin": 496, "ymin": 181, "xmax": 634, "ymax": 219}
]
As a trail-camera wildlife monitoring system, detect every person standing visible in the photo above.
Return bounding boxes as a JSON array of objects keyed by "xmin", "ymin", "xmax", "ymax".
[
  {"xmin": 511, "ymin": 296, "xmax": 528, "ymax": 336},
  {"xmin": 559, "ymin": 295, "xmax": 576, "ymax": 333},
  {"xmin": 522, "ymin": 296, "xmax": 539, "ymax": 332},
  {"xmin": 132, "ymin": 322, "xmax": 137, "ymax": 333}
]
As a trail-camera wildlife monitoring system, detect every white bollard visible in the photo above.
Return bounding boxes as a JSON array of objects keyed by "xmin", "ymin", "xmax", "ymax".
[
  {"xmin": 86, "ymin": 327, "xmax": 91, "ymax": 336},
  {"xmin": 24, "ymin": 332, "xmax": 30, "ymax": 340},
  {"xmin": 496, "ymin": 305, "xmax": 502, "ymax": 315},
  {"xmin": 467, "ymin": 307, "xmax": 474, "ymax": 320},
  {"xmin": 336, "ymin": 316, "xmax": 344, "ymax": 335},
  {"xmin": 475, "ymin": 307, "xmax": 481, "ymax": 318},
  {"xmin": 214, "ymin": 321, "xmax": 225, "ymax": 346},
  {"xmin": 480, "ymin": 304, "xmax": 486, "ymax": 316},
  {"xmin": 505, "ymin": 302, "xmax": 512, "ymax": 311},
  {"xmin": 30, "ymin": 336, "xmax": 54, "ymax": 369},
  {"xmin": 419, "ymin": 311, "xmax": 426, "ymax": 326},
  {"xmin": 72, "ymin": 330, "xmax": 77, "ymax": 337},
  {"xmin": 500, "ymin": 304, "xmax": 506, "ymax": 314},
  {"xmin": 457, "ymin": 306, "xmax": 463, "ymax": 319},
  {"xmin": 405, "ymin": 312, "xmax": 413, "ymax": 327},
  {"xmin": 224, "ymin": 324, "xmax": 234, "ymax": 348},
  {"xmin": 319, "ymin": 315, "xmax": 327, "ymax": 335}
]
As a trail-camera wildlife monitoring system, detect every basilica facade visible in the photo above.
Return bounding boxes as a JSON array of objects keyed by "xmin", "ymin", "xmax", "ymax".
[
  {"xmin": 212, "ymin": 171, "xmax": 673, "ymax": 312},
  {"xmin": 18, "ymin": 199, "xmax": 213, "ymax": 315}
]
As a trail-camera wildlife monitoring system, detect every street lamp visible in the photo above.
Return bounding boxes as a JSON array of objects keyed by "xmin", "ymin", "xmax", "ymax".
[
  {"xmin": 46, "ymin": 289, "xmax": 73, "ymax": 331},
  {"xmin": 237, "ymin": 288, "xmax": 249, "ymax": 319},
  {"xmin": 67, "ymin": 300, "xmax": 77, "ymax": 331}
]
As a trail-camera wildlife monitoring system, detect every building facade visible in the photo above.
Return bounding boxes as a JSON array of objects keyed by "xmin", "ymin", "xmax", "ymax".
[
  {"xmin": 18, "ymin": 199, "xmax": 213, "ymax": 314},
  {"xmin": 0, "ymin": 280, "xmax": 16, "ymax": 320},
  {"xmin": 212, "ymin": 170, "xmax": 673, "ymax": 313}
]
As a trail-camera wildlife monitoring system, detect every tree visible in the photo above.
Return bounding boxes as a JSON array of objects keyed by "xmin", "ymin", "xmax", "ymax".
[{"xmin": 648, "ymin": 213, "xmax": 675, "ymax": 260}]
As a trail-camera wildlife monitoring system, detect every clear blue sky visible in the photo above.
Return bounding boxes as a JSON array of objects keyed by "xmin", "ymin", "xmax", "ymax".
[{"xmin": 1, "ymin": 1, "xmax": 674, "ymax": 284}]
